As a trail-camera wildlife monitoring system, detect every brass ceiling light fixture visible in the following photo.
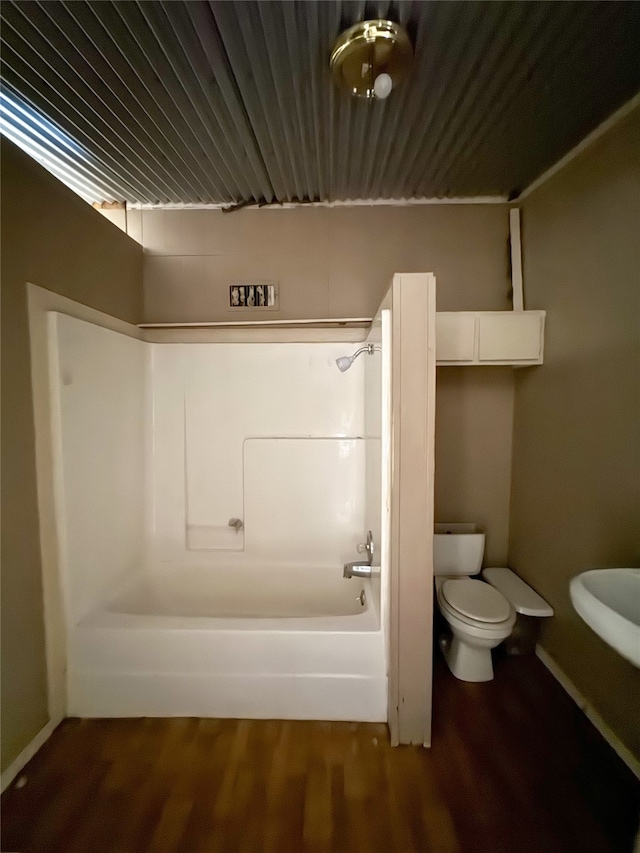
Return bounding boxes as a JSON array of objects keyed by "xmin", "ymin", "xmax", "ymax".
[{"xmin": 330, "ymin": 20, "xmax": 413, "ymax": 100}]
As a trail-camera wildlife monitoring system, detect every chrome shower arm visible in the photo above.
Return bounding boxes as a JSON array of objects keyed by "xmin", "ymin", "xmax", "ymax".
[
  {"xmin": 335, "ymin": 343, "xmax": 382, "ymax": 372},
  {"xmin": 350, "ymin": 344, "xmax": 375, "ymax": 359}
]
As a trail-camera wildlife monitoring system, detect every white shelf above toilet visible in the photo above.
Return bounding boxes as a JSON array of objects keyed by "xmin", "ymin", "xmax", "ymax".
[{"xmin": 436, "ymin": 310, "xmax": 545, "ymax": 366}]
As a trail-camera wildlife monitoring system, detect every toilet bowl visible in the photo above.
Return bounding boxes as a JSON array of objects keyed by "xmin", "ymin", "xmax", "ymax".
[
  {"xmin": 434, "ymin": 524, "xmax": 515, "ymax": 682},
  {"xmin": 436, "ymin": 577, "xmax": 516, "ymax": 682}
]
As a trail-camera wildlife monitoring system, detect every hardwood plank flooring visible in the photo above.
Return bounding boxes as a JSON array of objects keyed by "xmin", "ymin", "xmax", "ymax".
[{"xmin": 2, "ymin": 654, "xmax": 638, "ymax": 853}]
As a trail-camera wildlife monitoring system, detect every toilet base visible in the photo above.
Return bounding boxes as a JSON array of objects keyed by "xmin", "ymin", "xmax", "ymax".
[{"xmin": 441, "ymin": 635, "xmax": 495, "ymax": 682}]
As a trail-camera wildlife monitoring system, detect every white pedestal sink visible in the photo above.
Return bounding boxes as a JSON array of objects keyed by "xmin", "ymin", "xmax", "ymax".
[{"xmin": 570, "ymin": 569, "xmax": 640, "ymax": 668}]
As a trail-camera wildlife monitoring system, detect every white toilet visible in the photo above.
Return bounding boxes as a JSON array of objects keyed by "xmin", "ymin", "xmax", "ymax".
[{"xmin": 434, "ymin": 523, "xmax": 516, "ymax": 682}]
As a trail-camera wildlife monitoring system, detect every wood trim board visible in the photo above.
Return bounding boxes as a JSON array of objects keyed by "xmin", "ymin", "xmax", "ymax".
[{"xmin": 387, "ymin": 273, "xmax": 436, "ymax": 746}]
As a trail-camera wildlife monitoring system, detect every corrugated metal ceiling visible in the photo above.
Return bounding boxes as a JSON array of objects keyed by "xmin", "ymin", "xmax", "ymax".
[{"xmin": 1, "ymin": 1, "xmax": 639, "ymax": 205}]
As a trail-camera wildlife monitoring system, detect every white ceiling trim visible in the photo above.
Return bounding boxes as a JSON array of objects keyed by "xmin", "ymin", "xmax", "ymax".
[{"xmin": 129, "ymin": 195, "xmax": 509, "ymax": 210}]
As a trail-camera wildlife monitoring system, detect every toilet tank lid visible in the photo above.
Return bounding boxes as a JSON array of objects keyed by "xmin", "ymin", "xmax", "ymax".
[{"xmin": 482, "ymin": 568, "xmax": 554, "ymax": 617}]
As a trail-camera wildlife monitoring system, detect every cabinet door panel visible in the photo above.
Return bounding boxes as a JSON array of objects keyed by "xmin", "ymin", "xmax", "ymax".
[
  {"xmin": 478, "ymin": 313, "xmax": 542, "ymax": 361},
  {"xmin": 436, "ymin": 314, "xmax": 476, "ymax": 362}
]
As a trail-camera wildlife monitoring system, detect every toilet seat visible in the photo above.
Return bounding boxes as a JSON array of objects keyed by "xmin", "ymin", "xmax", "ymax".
[
  {"xmin": 441, "ymin": 578, "xmax": 512, "ymax": 624},
  {"xmin": 435, "ymin": 576, "xmax": 516, "ymax": 683}
]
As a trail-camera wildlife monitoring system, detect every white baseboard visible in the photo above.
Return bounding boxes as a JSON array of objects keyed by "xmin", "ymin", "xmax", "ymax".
[
  {"xmin": 1, "ymin": 717, "xmax": 61, "ymax": 793},
  {"xmin": 536, "ymin": 645, "xmax": 640, "ymax": 780}
]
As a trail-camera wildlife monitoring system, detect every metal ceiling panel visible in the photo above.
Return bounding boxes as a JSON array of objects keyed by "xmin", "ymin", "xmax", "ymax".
[{"xmin": 1, "ymin": 0, "xmax": 639, "ymax": 205}]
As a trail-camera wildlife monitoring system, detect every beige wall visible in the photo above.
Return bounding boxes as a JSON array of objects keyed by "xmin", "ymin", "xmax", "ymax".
[
  {"xmin": 436, "ymin": 368, "xmax": 514, "ymax": 566},
  {"xmin": 143, "ymin": 205, "xmax": 516, "ymax": 564},
  {"xmin": 1, "ymin": 139, "xmax": 143, "ymax": 772},
  {"xmin": 510, "ymin": 108, "xmax": 640, "ymax": 758},
  {"xmin": 140, "ymin": 204, "xmax": 512, "ymax": 322}
]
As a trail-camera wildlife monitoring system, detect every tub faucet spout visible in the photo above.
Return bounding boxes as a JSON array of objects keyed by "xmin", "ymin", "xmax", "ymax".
[
  {"xmin": 343, "ymin": 530, "xmax": 375, "ymax": 578},
  {"xmin": 343, "ymin": 561, "xmax": 372, "ymax": 579}
]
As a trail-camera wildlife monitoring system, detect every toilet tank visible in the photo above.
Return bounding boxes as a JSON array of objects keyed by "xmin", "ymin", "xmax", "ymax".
[{"xmin": 434, "ymin": 524, "xmax": 485, "ymax": 576}]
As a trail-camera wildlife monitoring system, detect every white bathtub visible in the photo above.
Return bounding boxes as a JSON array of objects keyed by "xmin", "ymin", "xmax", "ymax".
[{"xmin": 68, "ymin": 566, "xmax": 387, "ymax": 722}]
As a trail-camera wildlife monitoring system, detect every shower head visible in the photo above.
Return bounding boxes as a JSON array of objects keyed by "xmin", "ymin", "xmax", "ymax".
[
  {"xmin": 335, "ymin": 343, "xmax": 380, "ymax": 372},
  {"xmin": 336, "ymin": 354, "xmax": 355, "ymax": 372}
]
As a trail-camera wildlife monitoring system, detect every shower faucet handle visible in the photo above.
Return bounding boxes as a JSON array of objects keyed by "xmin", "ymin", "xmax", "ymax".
[{"xmin": 356, "ymin": 530, "xmax": 374, "ymax": 564}]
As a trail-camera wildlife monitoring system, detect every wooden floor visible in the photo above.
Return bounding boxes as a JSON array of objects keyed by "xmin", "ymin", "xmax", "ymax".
[{"xmin": 2, "ymin": 654, "xmax": 639, "ymax": 853}]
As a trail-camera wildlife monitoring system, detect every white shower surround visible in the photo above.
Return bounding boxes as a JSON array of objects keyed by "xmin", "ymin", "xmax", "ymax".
[
  {"xmin": 150, "ymin": 341, "xmax": 369, "ymax": 566},
  {"xmin": 50, "ymin": 313, "xmax": 389, "ymax": 721}
]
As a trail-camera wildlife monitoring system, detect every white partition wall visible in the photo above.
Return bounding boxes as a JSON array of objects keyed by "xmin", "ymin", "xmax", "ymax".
[
  {"xmin": 364, "ymin": 337, "xmax": 383, "ymax": 563},
  {"xmin": 49, "ymin": 314, "xmax": 147, "ymax": 624},
  {"xmin": 364, "ymin": 309, "xmax": 392, "ymax": 672},
  {"xmin": 386, "ymin": 273, "xmax": 436, "ymax": 746}
]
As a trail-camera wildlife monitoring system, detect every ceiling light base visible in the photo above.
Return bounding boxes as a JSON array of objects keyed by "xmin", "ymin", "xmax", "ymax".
[{"xmin": 330, "ymin": 20, "xmax": 413, "ymax": 100}]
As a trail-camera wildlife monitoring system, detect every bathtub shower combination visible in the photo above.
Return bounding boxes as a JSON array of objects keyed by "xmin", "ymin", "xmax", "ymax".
[{"xmin": 49, "ymin": 313, "xmax": 390, "ymax": 721}]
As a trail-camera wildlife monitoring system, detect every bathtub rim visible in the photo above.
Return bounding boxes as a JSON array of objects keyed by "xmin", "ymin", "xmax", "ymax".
[
  {"xmin": 81, "ymin": 572, "xmax": 381, "ymax": 633},
  {"xmin": 78, "ymin": 607, "xmax": 380, "ymax": 633},
  {"xmin": 81, "ymin": 564, "xmax": 381, "ymax": 630}
]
